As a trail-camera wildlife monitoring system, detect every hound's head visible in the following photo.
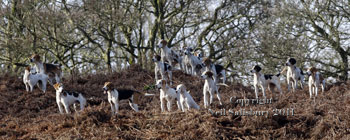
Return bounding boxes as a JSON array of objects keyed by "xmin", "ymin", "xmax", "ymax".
[
  {"xmin": 184, "ymin": 47, "xmax": 193, "ymax": 55},
  {"xmin": 201, "ymin": 71, "xmax": 214, "ymax": 79},
  {"xmin": 176, "ymin": 84, "xmax": 186, "ymax": 94},
  {"xmin": 203, "ymin": 58, "xmax": 212, "ymax": 67},
  {"xmin": 30, "ymin": 54, "xmax": 41, "ymax": 63},
  {"xmin": 286, "ymin": 58, "xmax": 296, "ymax": 66},
  {"xmin": 157, "ymin": 40, "xmax": 168, "ymax": 48},
  {"xmin": 250, "ymin": 65, "xmax": 262, "ymax": 73},
  {"xmin": 156, "ymin": 79, "xmax": 167, "ymax": 89},
  {"xmin": 53, "ymin": 83, "xmax": 63, "ymax": 92},
  {"xmin": 307, "ymin": 67, "xmax": 318, "ymax": 76},
  {"xmin": 25, "ymin": 66, "xmax": 31, "ymax": 72},
  {"xmin": 152, "ymin": 55, "xmax": 161, "ymax": 62},
  {"xmin": 103, "ymin": 82, "xmax": 113, "ymax": 94}
]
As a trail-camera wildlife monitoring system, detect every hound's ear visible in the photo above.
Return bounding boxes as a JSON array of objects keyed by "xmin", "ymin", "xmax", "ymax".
[
  {"xmin": 289, "ymin": 58, "xmax": 296, "ymax": 65},
  {"xmin": 53, "ymin": 83, "xmax": 61, "ymax": 90},
  {"xmin": 206, "ymin": 71, "xmax": 213, "ymax": 78}
]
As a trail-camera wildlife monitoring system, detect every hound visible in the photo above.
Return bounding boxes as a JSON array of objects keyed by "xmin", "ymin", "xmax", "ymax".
[
  {"xmin": 156, "ymin": 80, "xmax": 181, "ymax": 112},
  {"xmin": 183, "ymin": 47, "xmax": 204, "ymax": 76},
  {"xmin": 203, "ymin": 58, "xmax": 226, "ymax": 84},
  {"xmin": 250, "ymin": 65, "xmax": 283, "ymax": 98},
  {"xmin": 30, "ymin": 54, "xmax": 62, "ymax": 84},
  {"xmin": 53, "ymin": 83, "xmax": 86, "ymax": 114},
  {"xmin": 157, "ymin": 40, "xmax": 174, "ymax": 67},
  {"xmin": 306, "ymin": 67, "xmax": 326, "ymax": 98},
  {"xmin": 152, "ymin": 55, "xmax": 173, "ymax": 85},
  {"xmin": 201, "ymin": 71, "xmax": 228, "ymax": 108},
  {"xmin": 176, "ymin": 84, "xmax": 200, "ymax": 112},
  {"xmin": 23, "ymin": 66, "xmax": 49, "ymax": 93},
  {"xmin": 103, "ymin": 82, "xmax": 155, "ymax": 115},
  {"xmin": 285, "ymin": 58, "xmax": 305, "ymax": 92}
]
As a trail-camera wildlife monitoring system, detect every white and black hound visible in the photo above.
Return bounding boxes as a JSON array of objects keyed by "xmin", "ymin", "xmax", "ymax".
[
  {"xmin": 183, "ymin": 47, "xmax": 204, "ymax": 76},
  {"xmin": 54, "ymin": 83, "xmax": 86, "ymax": 114},
  {"xmin": 30, "ymin": 54, "xmax": 62, "ymax": 85},
  {"xmin": 103, "ymin": 82, "xmax": 154, "ymax": 115},
  {"xmin": 284, "ymin": 58, "xmax": 305, "ymax": 92},
  {"xmin": 156, "ymin": 80, "xmax": 181, "ymax": 112},
  {"xmin": 153, "ymin": 55, "xmax": 173, "ymax": 85},
  {"xmin": 201, "ymin": 71, "xmax": 228, "ymax": 108},
  {"xmin": 306, "ymin": 67, "xmax": 326, "ymax": 98},
  {"xmin": 250, "ymin": 65, "xmax": 282, "ymax": 98},
  {"xmin": 23, "ymin": 66, "xmax": 49, "ymax": 93},
  {"xmin": 176, "ymin": 84, "xmax": 200, "ymax": 112},
  {"xmin": 203, "ymin": 58, "xmax": 226, "ymax": 84}
]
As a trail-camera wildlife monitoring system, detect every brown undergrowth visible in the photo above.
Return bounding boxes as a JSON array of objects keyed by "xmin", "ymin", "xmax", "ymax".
[{"xmin": 1, "ymin": 65, "xmax": 350, "ymax": 139}]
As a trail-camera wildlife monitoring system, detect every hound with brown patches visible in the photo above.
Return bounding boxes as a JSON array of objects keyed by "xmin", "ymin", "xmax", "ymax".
[
  {"xmin": 152, "ymin": 55, "xmax": 173, "ymax": 85},
  {"xmin": 30, "ymin": 54, "xmax": 62, "ymax": 84},
  {"xmin": 155, "ymin": 80, "xmax": 181, "ymax": 112},
  {"xmin": 157, "ymin": 40, "xmax": 181, "ymax": 68},
  {"xmin": 250, "ymin": 65, "xmax": 282, "ymax": 98},
  {"xmin": 102, "ymin": 82, "xmax": 154, "ymax": 115},
  {"xmin": 285, "ymin": 58, "xmax": 305, "ymax": 92},
  {"xmin": 23, "ymin": 66, "xmax": 49, "ymax": 93},
  {"xmin": 176, "ymin": 84, "xmax": 200, "ymax": 112},
  {"xmin": 201, "ymin": 71, "xmax": 228, "ymax": 108},
  {"xmin": 306, "ymin": 67, "xmax": 326, "ymax": 98},
  {"xmin": 203, "ymin": 58, "xmax": 226, "ymax": 84},
  {"xmin": 53, "ymin": 83, "xmax": 86, "ymax": 114}
]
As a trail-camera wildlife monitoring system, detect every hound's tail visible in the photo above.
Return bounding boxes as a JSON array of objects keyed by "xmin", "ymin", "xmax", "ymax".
[
  {"xmin": 280, "ymin": 67, "xmax": 288, "ymax": 74},
  {"xmin": 143, "ymin": 93, "xmax": 155, "ymax": 96},
  {"xmin": 217, "ymin": 83, "xmax": 229, "ymax": 87},
  {"xmin": 275, "ymin": 73, "xmax": 281, "ymax": 77}
]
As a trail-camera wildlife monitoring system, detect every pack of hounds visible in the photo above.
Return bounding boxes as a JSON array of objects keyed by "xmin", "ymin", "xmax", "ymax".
[{"xmin": 23, "ymin": 40, "xmax": 326, "ymax": 115}]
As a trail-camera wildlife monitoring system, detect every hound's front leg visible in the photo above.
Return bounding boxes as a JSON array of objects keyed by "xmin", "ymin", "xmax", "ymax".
[
  {"xmin": 63, "ymin": 102, "xmax": 71, "ymax": 114},
  {"xmin": 203, "ymin": 89, "xmax": 209, "ymax": 108},
  {"xmin": 315, "ymin": 86, "xmax": 318, "ymax": 97},
  {"xmin": 209, "ymin": 90, "xmax": 214, "ymax": 105},
  {"xmin": 168, "ymin": 71, "xmax": 173, "ymax": 85},
  {"xmin": 309, "ymin": 84, "xmax": 313, "ymax": 98},
  {"xmin": 260, "ymin": 85, "xmax": 266, "ymax": 97},
  {"xmin": 167, "ymin": 100, "xmax": 173, "ymax": 112},
  {"xmin": 25, "ymin": 83, "xmax": 29, "ymax": 92},
  {"xmin": 154, "ymin": 69, "xmax": 158, "ymax": 82},
  {"xmin": 287, "ymin": 79, "xmax": 291, "ymax": 92},
  {"xmin": 110, "ymin": 102, "xmax": 115, "ymax": 115},
  {"xmin": 57, "ymin": 102, "xmax": 64, "ymax": 114},
  {"xmin": 254, "ymin": 85, "xmax": 259, "ymax": 98},
  {"xmin": 160, "ymin": 98, "xmax": 165, "ymax": 112}
]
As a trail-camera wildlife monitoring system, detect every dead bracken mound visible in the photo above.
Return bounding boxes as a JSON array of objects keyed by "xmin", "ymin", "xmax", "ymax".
[{"xmin": 1, "ymin": 65, "xmax": 350, "ymax": 139}]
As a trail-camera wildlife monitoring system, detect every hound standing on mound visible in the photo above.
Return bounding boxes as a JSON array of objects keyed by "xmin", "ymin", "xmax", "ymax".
[
  {"xmin": 176, "ymin": 84, "xmax": 200, "ymax": 112},
  {"xmin": 284, "ymin": 58, "xmax": 305, "ymax": 92},
  {"xmin": 103, "ymin": 82, "xmax": 155, "ymax": 115},
  {"xmin": 30, "ymin": 54, "xmax": 62, "ymax": 84},
  {"xmin": 53, "ymin": 83, "xmax": 86, "ymax": 114},
  {"xmin": 306, "ymin": 67, "xmax": 326, "ymax": 98},
  {"xmin": 201, "ymin": 71, "xmax": 228, "ymax": 108},
  {"xmin": 156, "ymin": 79, "xmax": 181, "ymax": 112},
  {"xmin": 250, "ymin": 65, "xmax": 282, "ymax": 98},
  {"xmin": 23, "ymin": 66, "xmax": 49, "ymax": 93},
  {"xmin": 157, "ymin": 40, "xmax": 181, "ymax": 68},
  {"xmin": 153, "ymin": 55, "xmax": 173, "ymax": 85}
]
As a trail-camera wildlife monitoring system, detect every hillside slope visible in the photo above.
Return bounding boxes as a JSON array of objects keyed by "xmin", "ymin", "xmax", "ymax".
[{"xmin": 0, "ymin": 65, "xmax": 350, "ymax": 139}]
